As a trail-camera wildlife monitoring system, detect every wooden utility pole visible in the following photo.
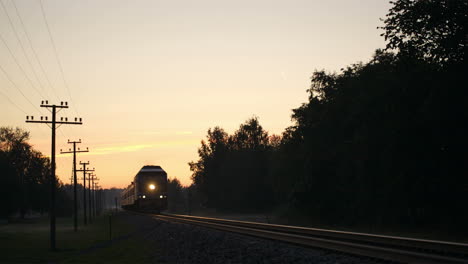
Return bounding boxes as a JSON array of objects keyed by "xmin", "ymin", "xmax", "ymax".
[
  {"xmin": 60, "ymin": 140, "xmax": 88, "ymax": 232},
  {"xmin": 77, "ymin": 162, "xmax": 93, "ymax": 225},
  {"xmin": 96, "ymin": 185, "xmax": 102, "ymax": 215},
  {"xmin": 91, "ymin": 175, "xmax": 99, "ymax": 218},
  {"xmin": 86, "ymin": 173, "xmax": 97, "ymax": 222},
  {"xmin": 25, "ymin": 101, "xmax": 82, "ymax": 251}
]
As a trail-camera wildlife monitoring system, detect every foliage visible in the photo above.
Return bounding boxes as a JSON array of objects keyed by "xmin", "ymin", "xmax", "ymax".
[
  {"xmin": 167, "ymin": 178, "xmax": 186, "ymax": 213},
  {"xmin": 187, "ymin": 0, "xmax": 467, "ymax": 232},
  {"xmin": 380, "ymin": 0, "xmax": 467, "ymax": 65},
  {"xmin": 189, "ymin": 118, "xmax": 276, "ymax": 211},
  {"xmin": 0, "ymin": 127, "xmax": 72, "ymax": 219}
]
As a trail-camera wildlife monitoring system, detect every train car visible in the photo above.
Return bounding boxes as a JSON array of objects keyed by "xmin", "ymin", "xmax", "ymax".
[{"xmin": 121, "ymin": 165, "xmax": 168, "ymax": 212}]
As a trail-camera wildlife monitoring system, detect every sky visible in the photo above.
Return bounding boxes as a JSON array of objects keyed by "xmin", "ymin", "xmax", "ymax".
[{"xmin": 0, "ymin": 0, "xmax": 391, "ymax": 188}]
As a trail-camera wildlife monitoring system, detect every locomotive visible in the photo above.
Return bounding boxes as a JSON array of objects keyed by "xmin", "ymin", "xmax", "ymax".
[{"xmin": 121, "ymin": 165, "xmax": 168, "ymax": 212}]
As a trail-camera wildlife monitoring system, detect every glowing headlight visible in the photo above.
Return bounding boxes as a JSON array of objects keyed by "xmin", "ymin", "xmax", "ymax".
[
  {"xmin": 142, "ymin": 195, "xmax": 146, "ymax": 199},
  {"xmin": 160, "ymin": 195, "xmax": 163, "ymax": 199},
  {"xmin": 149, "ymin": 184, "xmax": 155, "ymax": 190}
]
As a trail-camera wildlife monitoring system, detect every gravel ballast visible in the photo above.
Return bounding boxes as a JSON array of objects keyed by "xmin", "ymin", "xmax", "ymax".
[{"xmin": 118, "ymin": 212, "xmax": 381, "ymax": 264}]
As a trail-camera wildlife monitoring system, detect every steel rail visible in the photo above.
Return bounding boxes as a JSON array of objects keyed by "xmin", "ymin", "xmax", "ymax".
[{"xmin": 151, "ymin": 213, "xmax": 468, "ymax": 264}]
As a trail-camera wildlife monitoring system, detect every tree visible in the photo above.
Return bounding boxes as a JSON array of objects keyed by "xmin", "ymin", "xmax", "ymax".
[
  {"xmin": 381, "ymin": 0, "xmax": 467, "ymax": 65},
  {"xmin": 167, "ymin": 178, "xmax": 185, "ymax": 213},
  {"xmin": 0, "ymin": 127, "xmax": 72, "ymax": 219},
  {"xmin": 189, "ymin": 118, "xmax": 276, "ymax": 211}
]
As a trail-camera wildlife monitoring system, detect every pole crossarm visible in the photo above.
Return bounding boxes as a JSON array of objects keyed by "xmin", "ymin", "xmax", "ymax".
[
  {"xmin": 77, "ymin": 168, "xmax": 95, "ymax": 172},
  {"xmin": 60, "ymin": 149, "xmax": 88, "ymax": 154},
  {"xmin": 26, "ymin": 120, "xmax": 82, "ymax": 125}
]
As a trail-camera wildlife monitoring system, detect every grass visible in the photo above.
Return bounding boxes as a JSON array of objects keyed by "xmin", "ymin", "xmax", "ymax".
[{"xmin": 0, "ymin": 211, "xmax": 152, "ymax": 263}]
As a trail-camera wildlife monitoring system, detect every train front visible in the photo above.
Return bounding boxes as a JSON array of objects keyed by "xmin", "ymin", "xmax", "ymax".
[{"xmin": 135, "ymin": 165, "xmax": 168, "ymax": 212}]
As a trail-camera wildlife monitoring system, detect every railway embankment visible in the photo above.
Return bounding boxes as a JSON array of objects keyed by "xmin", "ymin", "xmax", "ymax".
[{"xmin": 130, "ymin": 211, "xmax": 380, "ymax": 263}]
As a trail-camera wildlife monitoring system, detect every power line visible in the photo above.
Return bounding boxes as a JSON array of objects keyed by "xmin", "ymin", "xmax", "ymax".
[
  {"xmin": 0, "ymin": 88, "xmax": 26, "ymax": 114},
  {"xmin": 38, "ymin": 0, "xmax": 79, "ymax": 116},
  {"xmin": 0, "ymin": 0, "xmax": 51, "ymax": 100},
  {"xmin": 0, "ymin": 30, "xmax": 46, "ymax": 100},
  {"xmin": 0, "ymin": 63, "xmax": 43, "ymax": 114},
  {"xmin": 10, "ymin": 0, "xmax": 61, "ymax": 102}
]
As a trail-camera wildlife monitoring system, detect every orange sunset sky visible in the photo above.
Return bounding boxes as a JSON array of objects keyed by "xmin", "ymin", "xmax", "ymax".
[{"xmin": 1, "ymin": 0, "xmax": 391, "ymax": 188}]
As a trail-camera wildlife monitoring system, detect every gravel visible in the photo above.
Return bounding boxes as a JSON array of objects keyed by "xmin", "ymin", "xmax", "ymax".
[{"xmin": 119, "ymin": 212, "xmax": 383, "ymax": 264}]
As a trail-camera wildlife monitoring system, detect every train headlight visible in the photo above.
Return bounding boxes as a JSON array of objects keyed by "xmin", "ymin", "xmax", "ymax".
[
  {"xmin": 160, "ymin": 195, "xmax": 163, "ymax": 199},
  {"xmin": 143, "ymin": 195, "xmax": 146, "ymax": 199},
  {"xmin": 149, "ymin": 184, "xmax": 155, "ymax": 190}
]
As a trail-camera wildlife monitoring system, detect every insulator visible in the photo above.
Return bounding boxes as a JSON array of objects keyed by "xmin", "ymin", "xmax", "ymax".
[
  {"xmin": 26, "ymin": 116, "xmax": 29, "ymax": 120},
  {"xmin": 65, "ymin": 117, "xmax": 68, "ymax": 121},
  {"xmin": 79, "ymin": 118, "xmax": 82, "ymax": 122},
  {"xmin": 65, "ymin": 102, "xmax": 68, "ymax": 106},
  {"xmin": 46, "ymin": 100, "xmax": 48, "ymax": 104},
  {"xmin": 75, "ymin": 117, "xmax": 77, "ymax": 121},
  {"xmin": 61, "ymin": 101, "xmax": 63, "ymax": 105},
  {"xmin": 41, "ymin": 116, "xmax": 43, "ymax": 120},
  {"xmin": 78, "ymin": 148, "xmax": 80, "ymax": 150},
  {"xmin": 41, "ymin": 101, "xmax": 44, "ymax": 104},
  {"xmin": 31, "ymin": 116, "xmax": 34, "ymax": 120},
  {"xmin": 45, "ymin": 116, "xmax": 48, "ymax": 120}
]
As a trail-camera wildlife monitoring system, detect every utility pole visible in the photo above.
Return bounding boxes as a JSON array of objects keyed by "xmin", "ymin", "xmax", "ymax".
[
  {"xmin": 95, "ymin": 185, "xmax": 100, "ymax": 215},
  {"xmin": 77, "ymin": 162, "xmax": 94, "ymax": 225},
  {"xmin": 60, "ymin": 140, "xmax": 88, "ymax": 232},
  {"xmin": 91, "ymin": 176, "xmax": 99, "ymax": 218},
  {"xmin": 25, "ymin": 101, "xmax": 82, "ymax": 251},
  {"xmin": 86, "ymin": 172, "xmax": 94, "ymax": 223},
  {"xmin": 92, "ymin": 182, "xmax": 96, "ymax": 217}
]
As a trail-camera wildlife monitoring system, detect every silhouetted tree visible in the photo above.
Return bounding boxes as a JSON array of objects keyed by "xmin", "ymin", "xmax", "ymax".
[
  {"xmin": 189, "ymin": 118, "xmax": 276, "ymax": 211},
  {"xmin": 381, "ymin": 0, "xmax": 467, "ymax": 65},
  {"xmin": 0, "ymin": 127, "xmax": 73, "ymax": 219},
  {"xmin": 187, "ymin": 0, "xmax": 467, "ymax": 235},
  {"xmin": 167, "ymin": 178, "xmax": 185, "ymax": 213}
]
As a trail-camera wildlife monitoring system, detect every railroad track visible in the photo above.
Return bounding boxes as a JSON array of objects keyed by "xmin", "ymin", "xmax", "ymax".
[{"xmin": 151, "ymin": 213, "xmax": 468, "ymax": 264}]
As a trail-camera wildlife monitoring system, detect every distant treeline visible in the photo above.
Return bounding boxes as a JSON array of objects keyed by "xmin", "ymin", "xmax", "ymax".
[
  {"xmin": 0, "ymin": 127, "xmax": 72, "ymax": 219},
  {"xmin": 186, "ymin": 0, "xmax": 468, "ymax": 231}
]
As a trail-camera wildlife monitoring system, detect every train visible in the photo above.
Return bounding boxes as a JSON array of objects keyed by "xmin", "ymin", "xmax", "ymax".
[{"xmin": 121, "ymin": 165, "xmax": 168, "ymax": 212}]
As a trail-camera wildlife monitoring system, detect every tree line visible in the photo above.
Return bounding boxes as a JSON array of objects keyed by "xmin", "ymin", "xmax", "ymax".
[
  {"xmin": 0, "ymin": 127, "xmax": 73, "ymax": 219},
  {"xmin": 186, "ymin": 0, "xmax": 467, "ymax": 232}
]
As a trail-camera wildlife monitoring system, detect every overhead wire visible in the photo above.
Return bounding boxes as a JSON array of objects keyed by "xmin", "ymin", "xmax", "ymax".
[
  {"xmin": 38, "ymin": 0, "xmax": 79, "ymax": 117},
  {"xmin": 0, "ymin": 87, "xmax": 27, "ymax": 114},
  {"xmin": 0, "ymin": 0, "xmax": 52, "ymax": 101},
  {"xmin": 0, "ymin": 63, "xmax": 43, "ymax": 114},
  {"xmin": 13, "ymin": 0, "xmax": 74, "ymax": 141},
  {"xmin": 0, "ymin": 0, "xmax": 78, "ymax": 146},
  {"xmin": 0, "ymin": 64, "xmax": 49, "ymax": 137},
  {"xmin": 0, "ymin": 30, "xmax": 47, "ymax": 100},
  {"xmin": 10, "ymin": 0, "xmax": 61, "ymax": 103}
]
